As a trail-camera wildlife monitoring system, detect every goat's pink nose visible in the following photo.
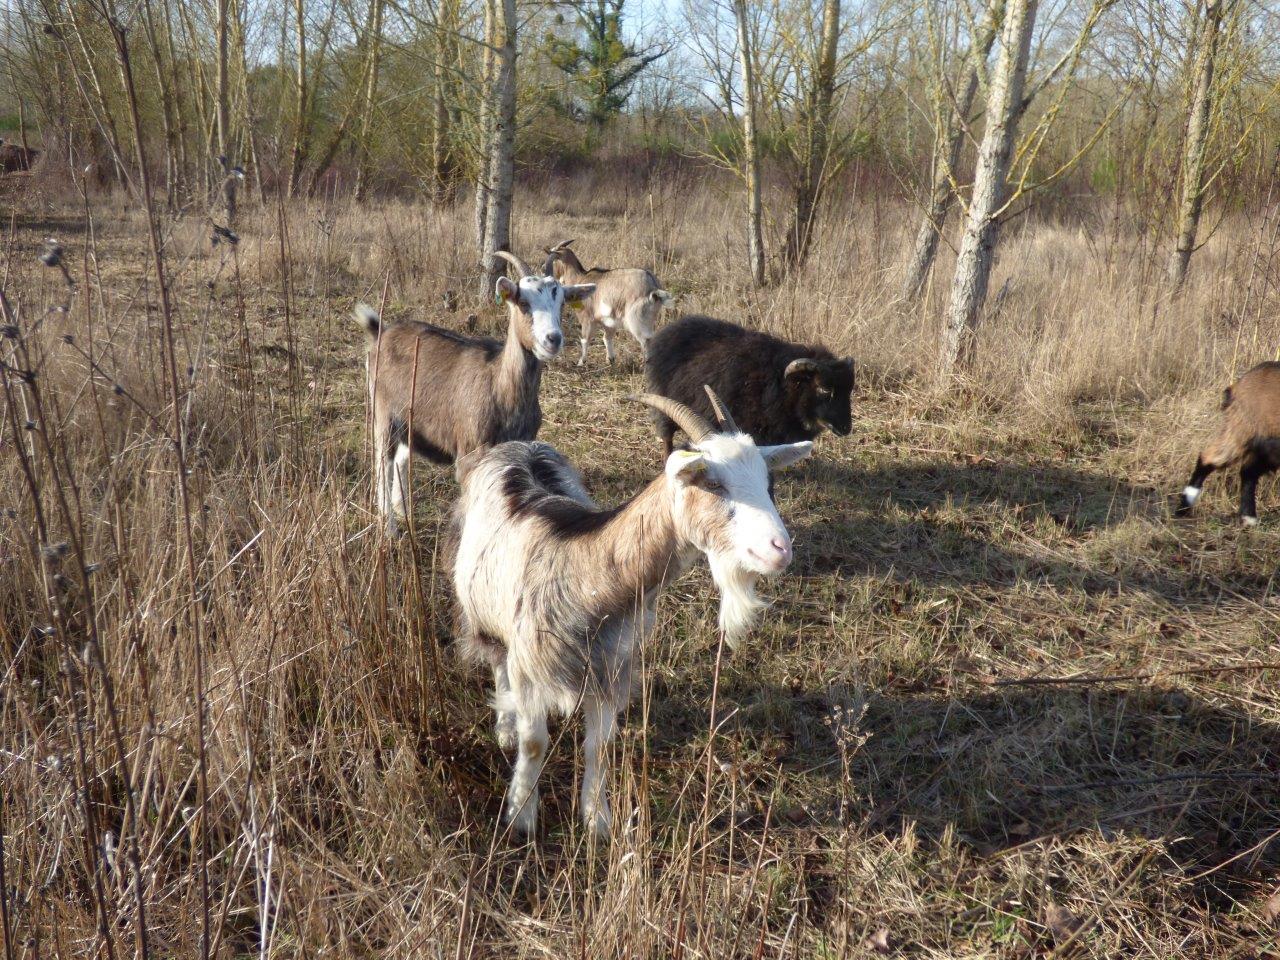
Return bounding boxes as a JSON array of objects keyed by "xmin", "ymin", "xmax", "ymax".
[{"xmin": 771, "ymin": 537, "xmax": 792, "ymax": 561}]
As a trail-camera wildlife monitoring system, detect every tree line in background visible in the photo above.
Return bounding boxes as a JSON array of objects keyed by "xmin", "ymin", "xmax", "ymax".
[{"xmin": 2, "ymin": 0, "xmax": 1279, "ymax": 374}]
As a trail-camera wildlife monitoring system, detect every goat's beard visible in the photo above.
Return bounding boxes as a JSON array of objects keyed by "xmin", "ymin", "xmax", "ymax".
[{"xmin": 707, "ymin": 554, "xmax": 766, "ymax": 648}]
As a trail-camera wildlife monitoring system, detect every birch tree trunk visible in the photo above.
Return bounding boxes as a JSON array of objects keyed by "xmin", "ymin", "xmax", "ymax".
[
  {"xmin": 781, "ymin": 0, "xmax": 840, "ymax": 274},
  {"xmin": 939, "ymin": 0, "xmax": 1036, "ymax": 375},
  {"xmin": 474, "ymin": 0, "xmax": 497, "ymax": 254},
  {"xmin": 354, "ymin": 0, "xmax": 384, "ymax": 203},
  {"xmin": 1167, "ymin": 0, "xmax": 1225, "ymax": 290},
  {"xmin": 215, "ymin": 0, "xmax": 237, "ymax": 222},
  {"xmin": 479, "ymin": 0, "xmax": 517, "ymax": 298},
  {"xmin": 238, "ymin": 10, "xmax": 266, "ymax": 200},
  {"xmin": 432, "ymin": 0, "xmax": 459, "ymax": 202},
  {"xmin": 288, "ymin": 0, "xmax": 309, "ymax": 198},
  {"xmin": 162, "ymin": 0, "xmax": 192, "ymax": 196},
  {"xmin": 733, "ymin": 0, "xmax": 765, "ymax": 287},
  {"xmin": 901, "ymin": 0, "xmax": 1004, "ymax": 301},
  {"xmin": 140, "ymin": 0, "xmax": 182, "ymax": 208}
]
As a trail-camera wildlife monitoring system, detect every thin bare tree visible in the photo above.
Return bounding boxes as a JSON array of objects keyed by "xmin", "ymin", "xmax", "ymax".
[
  {"xmin": 900, "ymin": 0, "xmax": 1003, "ymax": 301},
  {"xmin": 780, "ymin": 0, "xmax": 841, "ymax": 273},
  {"xmin": 478, "ymin": 0, "xmax": 517, "ymax": 295},
  {"xmin": 939, "ymin": 0, "xmax": 1037, "ymax": 373},
  {"xmin": 474, "ymin": 0, "xmax": 498, "ymax": 254},
  {"xmin": 354, "ymin": 0, "xmax": 385, "ymax": 202},
  {"xmin": 216, "ymin": 0, "xmax": 239, "ymax": 221},
  {"xmin": 939, "ymin": 0, "xmax": 1119, "ymax": 374},
  {"xmin": 1167, "ymin": 0, "xmax": 1229, "ymax": 290},
  {"xmin": 732, "ymin": 0, "xmax": 766, "ymax": 286}
]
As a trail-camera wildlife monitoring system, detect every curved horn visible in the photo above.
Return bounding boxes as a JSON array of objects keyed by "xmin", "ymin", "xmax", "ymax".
[
  {"xmin": 703, "ymin": 385, "xmax": 739, "ymax": 434},
  {"xmin": 784, "ymin": 357, "xmax": 821, "ymax": 378},
  {"xmin": 550, "ymin": 238, "xmax": 575, "ymax": 250},
  {"xmin": 541, "ymin": 250, "xmax": 560, "ymax": 276},
  {"xmin": 628, "ymin": 394, "xmax": 715, "ymax": 445},
  {"xmin": 492, "ymin": 249, "xmax": 533, "ymax": 278}
]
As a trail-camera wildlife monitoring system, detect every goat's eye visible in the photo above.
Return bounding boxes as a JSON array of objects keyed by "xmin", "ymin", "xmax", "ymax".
[
  {"xmin": 817, "ymin": 388, "xmax": 832, "ymax": 398},
  {"xmin": 701, "ymin": 478, "xmax": 726, "ymax": 495}
]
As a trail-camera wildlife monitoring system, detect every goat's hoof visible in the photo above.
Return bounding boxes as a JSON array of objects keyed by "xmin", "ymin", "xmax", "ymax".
[
  {"xmin": 506, "ymin": 803, "xmax": 537, "ymax": 838},
  {"xmin": 1242, "ymin": 515, "xmax": 1260, "ymax": 528}
]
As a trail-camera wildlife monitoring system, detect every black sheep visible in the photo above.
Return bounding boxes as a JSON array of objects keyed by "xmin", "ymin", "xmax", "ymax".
[{"xmin": 645, "ymin": 315, "xmax": 854, "ymax": 454}]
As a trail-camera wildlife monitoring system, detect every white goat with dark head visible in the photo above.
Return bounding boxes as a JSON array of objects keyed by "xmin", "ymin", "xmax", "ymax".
[
  {"xmin": 543, "ymin": 238, "xmax": 674, "ymax": 367},
  {"xmin": 449, "ymin": 388, "xmax": 812, "ymax": 838},
  {"xmin": 358, "ymin": 249, "xmax": 594, "ymax": 534}
]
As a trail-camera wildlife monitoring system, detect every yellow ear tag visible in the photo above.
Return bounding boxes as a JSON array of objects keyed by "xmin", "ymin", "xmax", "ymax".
[{"xmin": 568, "ymin": 299, "xmax": 584, "ymax": 311}]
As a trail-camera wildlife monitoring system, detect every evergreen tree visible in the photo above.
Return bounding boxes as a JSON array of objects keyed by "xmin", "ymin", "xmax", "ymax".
[{"xmin": 546, "ymin": 0, "xmax": 666, "ymax": 130}]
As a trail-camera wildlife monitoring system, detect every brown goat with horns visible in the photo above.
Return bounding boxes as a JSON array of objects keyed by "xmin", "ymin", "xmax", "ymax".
[{"xmin": 358, "ymin": 249, "xmax": 595, "ymax": 534}]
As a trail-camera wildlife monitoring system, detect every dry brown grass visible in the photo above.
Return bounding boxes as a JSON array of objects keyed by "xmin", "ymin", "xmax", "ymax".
[{"xmin": 4, "ymin": 173, "xmax": 1280, "ymax": 958}]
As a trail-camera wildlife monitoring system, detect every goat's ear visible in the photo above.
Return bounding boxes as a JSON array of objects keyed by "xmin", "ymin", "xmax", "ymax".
[
  {"xmin": 665, "ymin": 449, "xmax": 708, "ymax": 485},
  {"xmin": 562, "ymin": 283, "xmax": 596, "ymax": 303},
  {"xmin": 760, "ymin": 441, "xmax": 813, "ymax": 471},
  {"xmin": 784, "ymin": 358, "xmax": 821, "ymax": 381},
  {"xmin": 495, "ymin": 276, "xmax": 520, "ymax": 305}
]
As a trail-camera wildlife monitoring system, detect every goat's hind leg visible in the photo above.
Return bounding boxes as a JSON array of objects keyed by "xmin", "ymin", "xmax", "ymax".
[
  {"xmin": 1239, "ymin": 453, "xmax": 1273, "ymax": 526},
  {"xmin": 492, "ymin": 661, "xmax": 517, "ymax": 750},
  {"xmin": 1177, "ymin": 455, "xmax": 1216, "ymax": 516},
  {"xmin": 505, "ymin": 703, "xmax": 549, "ymax": 838},
  {"xmin": 373, "ymin": 419, "xmax": 408, "ymax": 536},
  {"xmin": 387, "ymin": 441, "xmax": 412, "ymax": 534},
  {"xmin": 580, "ymin": 696, "xmax": 619, "ymax": 839}
]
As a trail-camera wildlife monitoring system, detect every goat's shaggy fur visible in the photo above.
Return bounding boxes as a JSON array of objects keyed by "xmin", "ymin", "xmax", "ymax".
[
  {"xmin": 645, "ymin": 315, "xmax": 855, "ymax": 455},
  {"xmin": 1177, "ymin": 361, "xmax": 1280, "ymax": 525},
  {"xmin": 544, "ymin": 239, "xmax": 673, "ymax": 366},
  {"xmin": 449, "ymin": 394, "xmax": 811, "ymax": 838}
]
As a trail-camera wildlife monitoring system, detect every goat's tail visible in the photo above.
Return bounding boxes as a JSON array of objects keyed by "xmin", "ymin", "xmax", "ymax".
[
  {"xmin": 650, "ymin": 288, "xmax": 674, "ymax": 308},
  {"xmin": 354, "ymin": 303, "xmax": 382, "ymax": 340}
]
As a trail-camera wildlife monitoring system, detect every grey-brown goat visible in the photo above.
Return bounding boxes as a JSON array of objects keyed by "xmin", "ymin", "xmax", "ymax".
[
  {"xmin": 358, "ymin": 249, "xmax": 595, "ymax": 534},
  {"xmin": 543, "ymin": 238, "xmax": 673, "ymax": 366}
]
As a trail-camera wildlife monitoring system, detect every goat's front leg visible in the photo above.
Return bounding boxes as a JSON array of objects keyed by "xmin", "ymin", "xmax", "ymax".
[
  {"xmin": 505, "ymin": 708, "xmax": 549, "ymax": 838},
  {"xmin": 602, "ymin": 327, "xmax": 617, "ymax": 366},
  {"xmin": 492, "ymin": 661, "xmax": 517, "ymax": 750},
  {"xmin": 581, "ymin": 698, "xmax": 619, "ymax": 839}
]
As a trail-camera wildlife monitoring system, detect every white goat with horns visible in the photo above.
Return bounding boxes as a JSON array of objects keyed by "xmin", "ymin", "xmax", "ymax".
[{"xmin": 449, "ymin": 387, "xmax": 812, "ymax": 838}]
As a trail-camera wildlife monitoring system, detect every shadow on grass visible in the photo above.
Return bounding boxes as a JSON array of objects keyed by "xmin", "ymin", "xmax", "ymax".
[
  {"xmin": 14, "ymin": 213, "xmax": 93, "ymax": 237},
  {"xmin": 682, "ymin": 678, "xmax": 1280, "ymax": 887},
  {"xmin": 783, "ymin": 457, "xmax": 1277, "ymax": 608}
]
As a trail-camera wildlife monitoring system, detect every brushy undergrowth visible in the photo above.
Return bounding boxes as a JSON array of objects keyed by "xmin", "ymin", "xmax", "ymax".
[{"xmin": 3, "ymin": 174, "xmax": 1280, "ymax": 958}]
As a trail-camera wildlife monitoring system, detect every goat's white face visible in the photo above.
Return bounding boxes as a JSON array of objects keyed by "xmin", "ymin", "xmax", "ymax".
[
  {"xmin": 665, "ymin": 433, "xmax": 811, "ymax": 642},
  {"xmin": 497, "ymin": 276, "xmax": 596, "ymax": 362},
  {"xmin": 667, "ymin": 434, "xmax": 812, "ymax": 573}
]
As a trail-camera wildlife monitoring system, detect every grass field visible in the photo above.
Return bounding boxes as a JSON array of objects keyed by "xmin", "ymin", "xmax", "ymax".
[{"xmin": 4, "ymin": 176, "xmax": 1280, "ymax": 957}]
